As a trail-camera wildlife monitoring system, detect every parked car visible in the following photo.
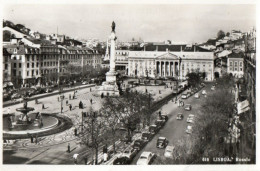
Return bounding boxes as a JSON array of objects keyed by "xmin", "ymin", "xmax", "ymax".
[
  {"xmin": 141, "ymin": 132, "xmax": 152, "ymax": 142},
  {"xmin": 194, "ymin": 93, "xmax": 200, "ymax": 99},
  {"xmin": 120, "ymin": 147, "xmax": 137, "ymax": 160},
  {"xmin": 149, "ymin": 124, "xmax": 159, "ymax": 134},
  {"xmin": 3, "ymin": 93, "xmax": 11, "ymax": 101},
  {"xmin": 155, "ymin": 119, "xmax": 165, "ymax": 128},
  {"xmin": 46, "ymin": 88, "xmax": 53, "ymax": 93},
  {"xmin": 181, "ymin": 93, "xmax": 188, "ymax": 99},
  {"xmin": 133, "ymin": 139, "xmax": 146, "ymax": 151},
  {"xmin": 186, "ymin": 125, "xmax": 193, "ymax": 134},
  {"xmin": 187, "ymin": 114, "xmax": 195, "ymax": 123},
  {"xmin": 121, "ymin": 134, "xmax": 132, "ymax": 144},
  {"xmin": 11, "ymin": 93, "xmax": 21, "ymax": 100},
  {"xmin": 82, "ymin": 81, "xmax": 88, "ymax": 85},
  {"xmin": 113, "ymin": 156, "xmax": 131, "ymax": 165},
  {"xmin": 176, "ymin": 113, "xmax": 183, "ymax": 120},
  {"xmin": 164, "ymin": 145, "xmax": 175, "ymax": 158},
  {"xmin": 202, "ymin": 90, "xmax": 207, "ymax": 95},
  {"xmin": 161, "ymin": 114, "xmax": 169, "ymax": 122},
  {"xmin": 156, "ymin": 137, "xmax": 168, "ymax": 148},
  {"xmin": 136, "ymin": 152, "xmax": 155, "ymax": 165},
  {"xmin": 187, "ymin": 92, "xmax": 191, "ymax": 97},
  {"xmin": 184, "ymin": 104, "xmax": 192, "ymax": 111},
  {"xmin": 211, "ymin": 86, "xmax": 215, "ymax": 91}
]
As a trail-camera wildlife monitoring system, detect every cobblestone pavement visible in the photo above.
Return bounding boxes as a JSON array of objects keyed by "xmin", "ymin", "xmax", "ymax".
[{"xmin": 3, "ymin": 86, "xmax": 102, "ymax": 150}]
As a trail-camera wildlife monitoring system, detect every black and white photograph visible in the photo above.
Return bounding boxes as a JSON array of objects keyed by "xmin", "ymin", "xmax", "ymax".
[{"xmin": 1, "ymin": 0, "xmax": 258, "ymax": 170}]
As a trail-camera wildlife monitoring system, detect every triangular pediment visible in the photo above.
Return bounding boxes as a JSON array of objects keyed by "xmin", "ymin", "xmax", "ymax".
[{"xmin": 156, "ymin": 52, "xmax": 179, "ymax": 60}]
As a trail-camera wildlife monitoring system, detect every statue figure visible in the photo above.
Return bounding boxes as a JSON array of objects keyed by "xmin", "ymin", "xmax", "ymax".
[{"xmin": 111, "ymin": 21, "xmax": 116, "ymax": 32}]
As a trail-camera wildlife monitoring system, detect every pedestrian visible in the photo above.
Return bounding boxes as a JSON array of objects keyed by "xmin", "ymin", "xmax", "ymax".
[
  {"xmin": 145, "ymin": 89, "xmax": 148, "ymax": 93},
  {"xmin": 84, "ymin": 156, "xmax": 88, "ymax": 165},
  {"xmin": 73, "ymin": 153, "xmax": 79, "ymax": 165},
  {"xmin": 31, "ymin": 135, "xmax": 34, "ymax": 143},
  {"xmin": 66, "ymin": 100, "xmax": 68, "ymax": 105},
  {"xmin": 103, "ymin": 152, "xmax": 108, "ymax": 162},
  {"xmin": 159, "ymin": 90, "xmax": 161, "ymax": 94},
  {"xmin": 74, "ymin": 128, "xmax": 78, "ymax": 136},
  {"xmin": 67, "ymin": 143, "xmax": 71, "ymax": 153},
  {"xmin": 35, "ymin": 99, "xmax": 38, "ymax": 104},
  {"xmin": 90, "ymin": 88, "xmax": 92, "ymax": 92},
  {"xmin": 35, "ymin": 135, "xmax": 38, "ymax": 144},
  {"xmin": 69, "ymin": 104, "xmax": 72, "ymax": 111},
  {"xmin": 90, "ymin": 99, "xmax": 93, "ymax": 105},
  {"xmin": 42, "ymin": 104, "xmax": 45, "ymax": 109},
  {"xmin": 103, "ymin": 144, "xmax": 108, "ymax": 154},
  {"xmin": 58, "ymin": 97, "xmax": 59, "ymax": 102},
  {"xmin": 61, "ymin": 107, "xmax": 63, "ymax": 113},
  {"xmin": 69, "ymin": 94, "xmax": 71, "ymax": 100}
]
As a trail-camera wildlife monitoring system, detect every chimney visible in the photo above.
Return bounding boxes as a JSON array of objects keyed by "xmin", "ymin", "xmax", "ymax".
[
  {"xmin": 156, "ymin": 45, "xmax": 158, "ymax": 51},
  {"xmin": 181, "ymin": 46, "xmax": 182, "ymax": 52},
  {"xmin": 144, "ymin": 44, "xmax": 146, "ymax": 51},
  {"xmin": 194, "ymin": 45, "xmax": 196, "ymax": 52}
]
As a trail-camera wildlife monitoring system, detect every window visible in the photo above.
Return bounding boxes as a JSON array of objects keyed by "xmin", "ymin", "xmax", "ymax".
[
  {"xmin": 234, "ymin": 62, "xmax": 238, "ymax": 67},
  {"xmin": 37, "ymin": 63, "xmax": 39, "ymax": 67},
  {"xmin": 27, "ymin": 71, "xmax": 29, "ymax": 76},
  {"xmin": 230, "ymin": 61, "xmax": 233, "ymax": 66},
  {"xmin": 14, "ymin": 48, "xmax": 17, "ymax": 54},
  {"xmin": 32, "ymin": 63, "xmax": 34, "ymax": 68},
  {"xmin": 234, "ymin": 68, "xmax": 238, "ymax": 71},
  {"xmin": 32, "ymin": 70, "xmax": 34, "ymax": 76},
  {"xmin": 19, "ymin": 63, "xmax": 21, "ymax": 68},
  {"xmin": 36, "ymin": 70, "xmax": 38, "ymax": 75},
  {"xmin": 5, "ymin": 64, "xmax": 8, "ymax": 70},
  {"xmin": 240, "ymin": 68, "xmax": 243, "ymax": 71},
  {"xmin": 13, "ymin": 70, "xmax": 16, "ymax": 76},
  {"xmin": 240, "ymin": 62, "xmax": 243, "ymax": 67},
  {"xmin": 14, "ymin": 63, "xmax": 17, "ymax": 68},
  {"xmin": 19, "ymin": 71, "xmax": 21, "ymax": 76}
]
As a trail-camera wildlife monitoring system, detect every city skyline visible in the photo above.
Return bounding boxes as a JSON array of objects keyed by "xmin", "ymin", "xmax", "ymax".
[{"xmin": 3, "ymin": 4, "xmax": 255, "ymax": 43}]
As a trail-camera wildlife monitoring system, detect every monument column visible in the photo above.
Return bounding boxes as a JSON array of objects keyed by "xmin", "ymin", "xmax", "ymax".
[{"xmin": 106, "ymin": 21, "xmax": 117, "ymax": 82}]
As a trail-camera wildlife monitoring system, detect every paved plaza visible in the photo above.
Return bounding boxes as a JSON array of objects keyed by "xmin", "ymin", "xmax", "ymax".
[{"xmin": 3, "ymin": 83, "xmax": 175, "ymax": 164}]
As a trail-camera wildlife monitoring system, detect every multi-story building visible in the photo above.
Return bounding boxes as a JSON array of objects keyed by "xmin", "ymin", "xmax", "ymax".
[
  {"xmin": 115, "ymin": 50, "xmax": 129, "ymax": 74},
  {"xmin": 3, "ymin": 38, "xmax": 103, "ymax": 88},
  {"xmin": 3, "ymin": 45, "xmax": 41, "ymax": 87},
  {"xmin": 128, "ymin": 45, "xmax": 215, "ymax": 81},
  {"xmin": 243, "ymin": 27, "xmax": 256, "ymax": 151},
  {"xmin": 227, "ymin": 52, "xmax": 244, "ymax": 78}
]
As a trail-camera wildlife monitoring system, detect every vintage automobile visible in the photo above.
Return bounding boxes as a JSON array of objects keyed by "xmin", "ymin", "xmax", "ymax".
[
  {"xmin": 136, "ymin": 152, "xmax": 155, "ymax": 165},
  {"xmin": 176, "ymin": 113, "xmax": 184, "ymax": 120},
  {"xmin": 156, "ymin": 137, "xmax": 168, "ymax": 148}
]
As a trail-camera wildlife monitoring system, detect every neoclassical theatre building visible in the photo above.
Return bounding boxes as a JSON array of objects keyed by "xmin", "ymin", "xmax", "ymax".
[{"xmin": 128, "ymin": 44, "xmax": 215, "ymax": 81}]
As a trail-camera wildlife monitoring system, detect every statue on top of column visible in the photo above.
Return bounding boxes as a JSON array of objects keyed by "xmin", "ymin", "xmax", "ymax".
[{"xmin": 111, "ymin": 21, "xmax": 116, "ymax": 32}]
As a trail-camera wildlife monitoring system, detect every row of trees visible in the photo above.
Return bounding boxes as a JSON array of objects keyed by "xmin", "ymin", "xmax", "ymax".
[{"xmin": 77, "ymin": 90, "xmax": 153, "ymax": 164}]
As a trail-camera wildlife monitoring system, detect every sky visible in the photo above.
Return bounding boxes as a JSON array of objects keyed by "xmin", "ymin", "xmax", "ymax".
[{"xmin": 3, "ymin": 4, "xmax": 256, "ymax": 43}]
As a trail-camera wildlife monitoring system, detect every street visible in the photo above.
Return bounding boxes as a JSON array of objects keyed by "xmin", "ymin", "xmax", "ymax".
[{"xmin": 131, "ymin": 83, "xmax": 214, "ymax": 164}]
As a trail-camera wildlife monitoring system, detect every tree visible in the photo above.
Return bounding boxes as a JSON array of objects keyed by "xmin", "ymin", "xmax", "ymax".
[
  {"xmin": 217, "ymin": 30, "xmax": 225, "ymax": 39},
  {"xmin": 79, "ymin": 107, "xmax": 107, "ymax": 164},
  {"xmin": 15, "ymin": 24, "xmax": 25, "ymax": 30},
  {"xmin": 186, "ymin": 72, "xmax": 201, "ymax": 88},
  {"xmin": 226, "ymin": 32, "xmax": 230, "ymax": 37},
  {"xmin": 102, "ymin": 90, "xmax": 153, "ymax": 142},
  {"xmin": 3, "ymin": 30, "xmax": 11, "ymax": 42}
]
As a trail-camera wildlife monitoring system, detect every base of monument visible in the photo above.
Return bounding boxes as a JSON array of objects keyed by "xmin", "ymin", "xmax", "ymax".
[
  {"xmin": 106, "ymin": 71, "xmax": 117, "ymax": 82},
  {"xmin": 97, "ymin": 81, "xmax": 120, "ymax": 97}
]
